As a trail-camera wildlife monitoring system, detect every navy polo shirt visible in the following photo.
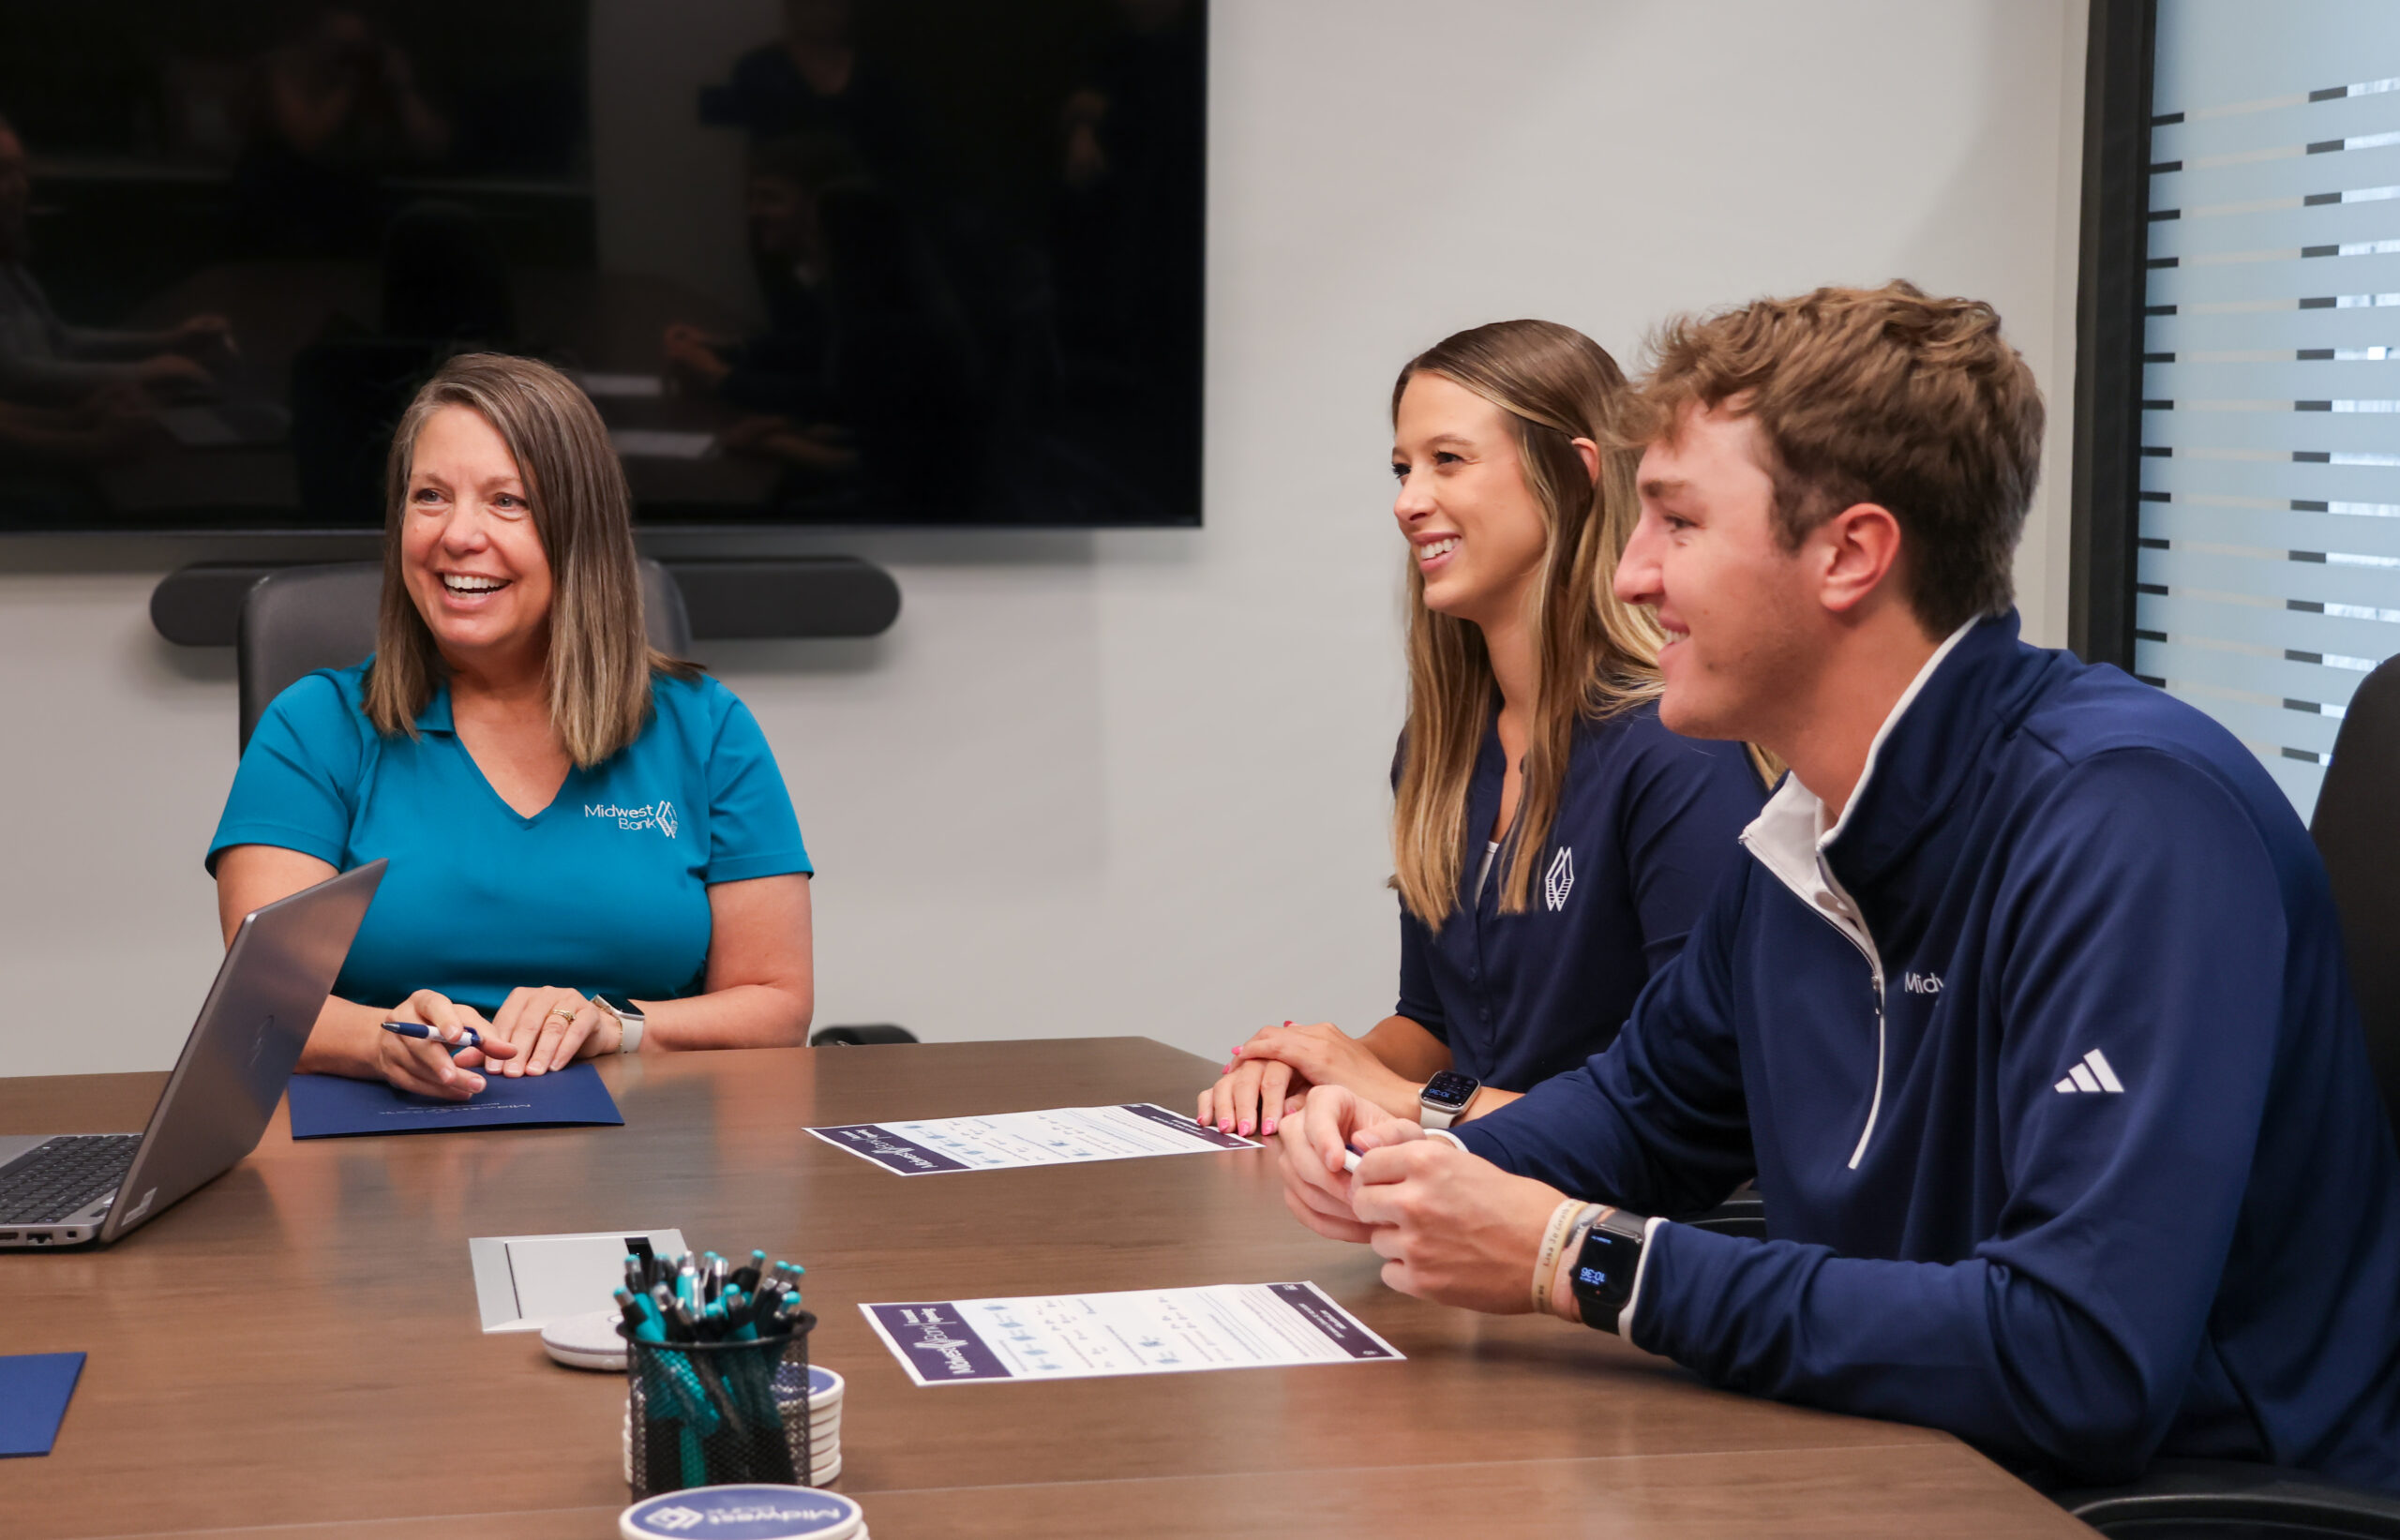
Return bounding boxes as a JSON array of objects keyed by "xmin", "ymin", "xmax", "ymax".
[
  {"xmin": 206, "ymin": 663, "xmax": 811, "ymax": 1014},
  {"xmin": 1396, "ymin": 702, "xmax": 1762, "ymax": 1089}
]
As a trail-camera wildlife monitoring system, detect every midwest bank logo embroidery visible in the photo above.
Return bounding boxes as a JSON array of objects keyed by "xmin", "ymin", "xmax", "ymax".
[
  {"xmin": 1904, "ymin": 971, "xmax": 1943, "ymax": 995},
  {"xmin": 1544, "ymin": 846, "xmax": 1574, "ymax": 911},
  {"xmin": 586, "ymin": 800, "xmax": 679, "ymax": 838}
]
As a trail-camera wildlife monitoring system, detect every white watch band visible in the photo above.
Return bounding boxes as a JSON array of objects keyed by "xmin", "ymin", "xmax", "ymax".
[{"xmin": 596, "ymin": 997, "xmax": 644, "ymax": 1054}]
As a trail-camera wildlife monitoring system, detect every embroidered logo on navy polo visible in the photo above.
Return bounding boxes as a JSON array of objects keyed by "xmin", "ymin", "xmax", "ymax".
[
  {"xmin": 1544, "ymin": 846, "xmax": 1574, "ymax": 911},
  {"xmin": 2054, "ymin": 1049, "xmax": 2125, "ymax": 1095},
  {"xmin": 1904, "ymin": 971, "xmax": 1942, "ymax": 994},
  {"xmin": 585, "ymin": 800, "xmax": 679, "ymax": 838}
]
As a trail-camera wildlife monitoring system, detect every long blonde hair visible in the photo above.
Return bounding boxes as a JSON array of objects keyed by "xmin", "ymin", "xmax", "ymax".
[
  {"xmin": 364, "ymin": 353, "xmax": 698, "ymax": 766},
  {"xmin": 1391, "ymin": 321, "xmax": 1665, "ymax": 928}
]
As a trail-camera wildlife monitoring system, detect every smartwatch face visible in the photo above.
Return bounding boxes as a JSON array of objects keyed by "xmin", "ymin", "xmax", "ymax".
[
  {"xmin": 596, "ymin": 994, "xmax": 640, "ymax": 1021},
  {"xmin": 1576, "ymin": 1228, "xmax": 1642, "ymax": 1302},
  {"xmin": 1422, "ymin": 1069, "xmax": 1478, "ymax": 1112}
]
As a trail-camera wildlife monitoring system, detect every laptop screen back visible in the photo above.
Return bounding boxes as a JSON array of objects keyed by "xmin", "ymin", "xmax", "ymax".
[{"xmin": 99, "ymin": 860, "xmax": 385, "ymax": 1242}]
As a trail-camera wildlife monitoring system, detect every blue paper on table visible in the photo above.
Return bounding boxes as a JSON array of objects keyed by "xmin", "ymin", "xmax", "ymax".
[
  {"xmin": 0, "ymin": 1353, "xmax": 84, "ymax": 1457},
  {"xmin": 287, "ymin": 1062, "xmax": 622, "ymax": 1139}
]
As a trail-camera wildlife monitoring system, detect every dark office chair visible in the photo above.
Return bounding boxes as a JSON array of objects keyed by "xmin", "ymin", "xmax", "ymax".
[
  {"xmin": 2315, "ymin": 655, "xmax": 2400, "ymax": 1138},
  {"xmin": 235, "ymin": 560, "xmax": 693, "ymax": 753},
  {"xmin": 809, "ymin": 1024, "xmax": 919, "ymax": 1046},
  {"xmin": 2048, "ymin": 658, "xmax": 2400, "ymax": 1537}
]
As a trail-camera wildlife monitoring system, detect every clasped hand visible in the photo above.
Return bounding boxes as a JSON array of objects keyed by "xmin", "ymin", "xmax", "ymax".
[
  {"xmin": 1196, "ymin": 1020, "xmax": 1423, "ymax": 1138},
  {"xmin": 376, "ymin": 985, "xmax": 616, "ymax": 1100},
  {"xmin": 487, "ymin": 985, "xmax": 619, "ymax": 1077},
  {"xmin": 1274, "ymin": 1084, "xmax": 1568, "ymax": 1316}
]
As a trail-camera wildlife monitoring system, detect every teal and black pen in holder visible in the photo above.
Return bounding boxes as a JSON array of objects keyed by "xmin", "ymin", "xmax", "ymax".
[{"xmin": 624, "ymin": 1311, "xmax": 817, "ymax": 1497}]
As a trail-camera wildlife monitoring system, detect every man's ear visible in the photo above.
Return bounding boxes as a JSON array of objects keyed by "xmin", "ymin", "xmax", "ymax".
[{"xmin": 1810, "ymin": 501, "xmax": 1904, "ymax": 616}]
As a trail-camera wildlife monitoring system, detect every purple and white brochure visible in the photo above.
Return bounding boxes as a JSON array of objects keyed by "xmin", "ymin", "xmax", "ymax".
[
  {"xmin": 807, "ymin": 1102, "xmax": 1257, "ymax": 1176},
  {"xmin": 859, "ymin": 1282, "xmax": 1403, "ymax": 1386}
]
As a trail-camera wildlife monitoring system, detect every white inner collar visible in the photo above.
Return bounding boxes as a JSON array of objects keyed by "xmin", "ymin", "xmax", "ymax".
[{"xmin": 1739, "ymin": 618, "xmax": 1978, "ymax": 906}]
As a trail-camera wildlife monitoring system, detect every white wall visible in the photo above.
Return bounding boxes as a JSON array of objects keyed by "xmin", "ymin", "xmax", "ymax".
[{"xmin": 0, "ymin": 0, "xmax": 2090, "ymax": 1078}]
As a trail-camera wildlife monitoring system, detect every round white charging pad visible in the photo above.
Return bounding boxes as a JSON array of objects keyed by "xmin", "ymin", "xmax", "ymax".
[{"xmin": 541, "ymin": 1309, "xmax": 630, "ymax": 1370}]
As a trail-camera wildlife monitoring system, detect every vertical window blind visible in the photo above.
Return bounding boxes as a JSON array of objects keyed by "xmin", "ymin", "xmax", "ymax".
[{"xmin": 2141, "ymin": 0, "xmax": 2400, "ymax": 819}]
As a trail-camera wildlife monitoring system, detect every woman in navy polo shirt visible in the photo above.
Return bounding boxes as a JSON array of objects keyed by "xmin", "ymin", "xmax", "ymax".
[
  {"xmin": 210, "ymin": 354, "xmax": 815, "ymax": 1100},
  {"xmin": 1199, "ymin": 321, "xmax": 1765, "ymax": 1138}
]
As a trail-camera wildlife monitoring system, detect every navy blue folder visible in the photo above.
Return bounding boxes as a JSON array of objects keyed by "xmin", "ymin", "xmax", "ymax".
[
  {"xmin": 286, "ymin": 1062, "xmax": 623, "ymax": 1139},
  {"xmin": 0, "ymin": 1352, "xmax": 84, "ymax": 1457}
]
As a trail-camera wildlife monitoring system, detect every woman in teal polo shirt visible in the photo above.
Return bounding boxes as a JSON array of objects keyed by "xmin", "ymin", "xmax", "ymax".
[{"xmin": 210, "ymin": 353, "xmax": 815, "ymax": 1099}]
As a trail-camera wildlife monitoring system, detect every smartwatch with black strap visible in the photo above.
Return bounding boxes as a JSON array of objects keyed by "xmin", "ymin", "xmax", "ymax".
[{"xmin": 1568, "ymin": 1206, "xmax": 1651, "ymax": 1334}]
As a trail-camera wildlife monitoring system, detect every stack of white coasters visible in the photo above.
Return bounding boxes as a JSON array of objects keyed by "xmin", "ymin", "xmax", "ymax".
[
  {"xmin": 620, "ymin": 1485, "xmax": 865, "ymax": 1540},
  {"xmin": 621, "ymin": 1364, "xmax": 845, "ymax": 1487},
  {"xmin": 777, "ymin": 1363, "xmax": 845, "ymax": 1485}
]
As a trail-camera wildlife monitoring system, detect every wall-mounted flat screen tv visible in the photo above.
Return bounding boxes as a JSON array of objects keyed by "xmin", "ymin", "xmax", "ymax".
[{"xmin": 0, "ymin": 0, "xmax": 1204, "ymax": 532}]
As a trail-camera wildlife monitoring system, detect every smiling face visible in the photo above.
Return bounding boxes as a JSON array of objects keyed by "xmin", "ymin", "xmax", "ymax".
[
  {"xmin": 1390, "ymin": 372, "xmax": 1550, "ymax": 634},
  {"xmin": 1614, "ymin": 404, "xmax": 1822, "ymax": 743},
  {"xmin": 399, "ymin": 404, "xmax": 554, "ymax": 674}
]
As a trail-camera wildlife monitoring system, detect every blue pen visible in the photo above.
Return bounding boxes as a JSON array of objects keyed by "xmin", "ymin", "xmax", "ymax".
[{"xmin": 381, "ymin": 1020, "xmax": 483, "ymax": 1053}]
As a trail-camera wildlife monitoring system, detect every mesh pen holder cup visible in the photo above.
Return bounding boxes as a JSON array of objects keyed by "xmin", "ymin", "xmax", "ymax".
[{"xmin": 623, "ymin": 1311, "xmax": 817, "ymax": 1498}]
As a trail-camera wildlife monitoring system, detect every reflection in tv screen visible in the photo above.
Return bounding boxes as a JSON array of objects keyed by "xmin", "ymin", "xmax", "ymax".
[{"xmin": 0, "ymin": 0, "xmax": 1204, "ymax": 531}]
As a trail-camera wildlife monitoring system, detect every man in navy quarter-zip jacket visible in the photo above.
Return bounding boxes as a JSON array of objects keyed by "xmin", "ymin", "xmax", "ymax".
[{"xmin": 1275, "ymin": 281, "xmax": 2400, "ymax": 1491}]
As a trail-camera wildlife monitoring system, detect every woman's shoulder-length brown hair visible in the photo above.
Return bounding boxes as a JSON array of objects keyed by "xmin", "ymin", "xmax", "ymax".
[{"xmin": 364, "ymin": 352, "xmax": 699, "ymax": 768}]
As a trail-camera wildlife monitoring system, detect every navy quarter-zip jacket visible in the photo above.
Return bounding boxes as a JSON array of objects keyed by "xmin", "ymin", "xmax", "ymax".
[{"xmin": 1456, "ymin": 612, "xmax": 2400, "ymax": 1488}]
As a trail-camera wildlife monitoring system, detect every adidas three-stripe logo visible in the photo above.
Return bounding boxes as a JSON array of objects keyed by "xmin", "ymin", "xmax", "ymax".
[{"xmin": 2054, "ymin": 1049, "xmax": 2124, "ymax": 1095}]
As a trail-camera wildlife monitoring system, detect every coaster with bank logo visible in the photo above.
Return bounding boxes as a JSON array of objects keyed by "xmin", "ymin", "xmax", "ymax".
[{"xmin": 620, "ymin": 1485, "xmax": 865, "ymax": 1540}]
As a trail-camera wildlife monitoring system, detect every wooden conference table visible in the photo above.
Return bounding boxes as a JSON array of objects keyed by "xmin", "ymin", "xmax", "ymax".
[{"xmin": 0, "ymin": 1039, "xmax": 2092, "ymax": 1538}]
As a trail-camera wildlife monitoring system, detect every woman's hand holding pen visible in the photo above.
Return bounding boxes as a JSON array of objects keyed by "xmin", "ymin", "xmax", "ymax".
[
  {"xmin": 1196, "ymin": 1020, "xmax": 1425, "ymax": 1139},
  {"xmin": 378, "ymin": 990, "xmax": 510, "ymax": 1100}
]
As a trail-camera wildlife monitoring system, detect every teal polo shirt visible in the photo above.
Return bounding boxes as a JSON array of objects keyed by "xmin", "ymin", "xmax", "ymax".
[{"xmin": 207, "ymin": 662, "xmax": 812, "ymax": 1014}]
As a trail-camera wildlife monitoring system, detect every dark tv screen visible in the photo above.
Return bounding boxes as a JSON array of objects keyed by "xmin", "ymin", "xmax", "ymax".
[{"xmin": 0, "ymin": 0, "xmax": 1204, "ymax": 532}]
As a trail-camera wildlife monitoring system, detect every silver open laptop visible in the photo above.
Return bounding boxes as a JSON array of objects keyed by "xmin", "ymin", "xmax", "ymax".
[{"xmin": 0, "ymin": 860, "xmax": 385, "ymax": 1248}]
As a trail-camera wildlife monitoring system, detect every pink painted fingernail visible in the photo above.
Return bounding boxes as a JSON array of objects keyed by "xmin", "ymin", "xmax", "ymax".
[
  {"xmin": 1263, "ymin": 1119, "xmax": 1277, "ymax": 1135},
  {"xmin": 1238, "ymin": 1121, "xmax": 1252, "ymax": 1136}
]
